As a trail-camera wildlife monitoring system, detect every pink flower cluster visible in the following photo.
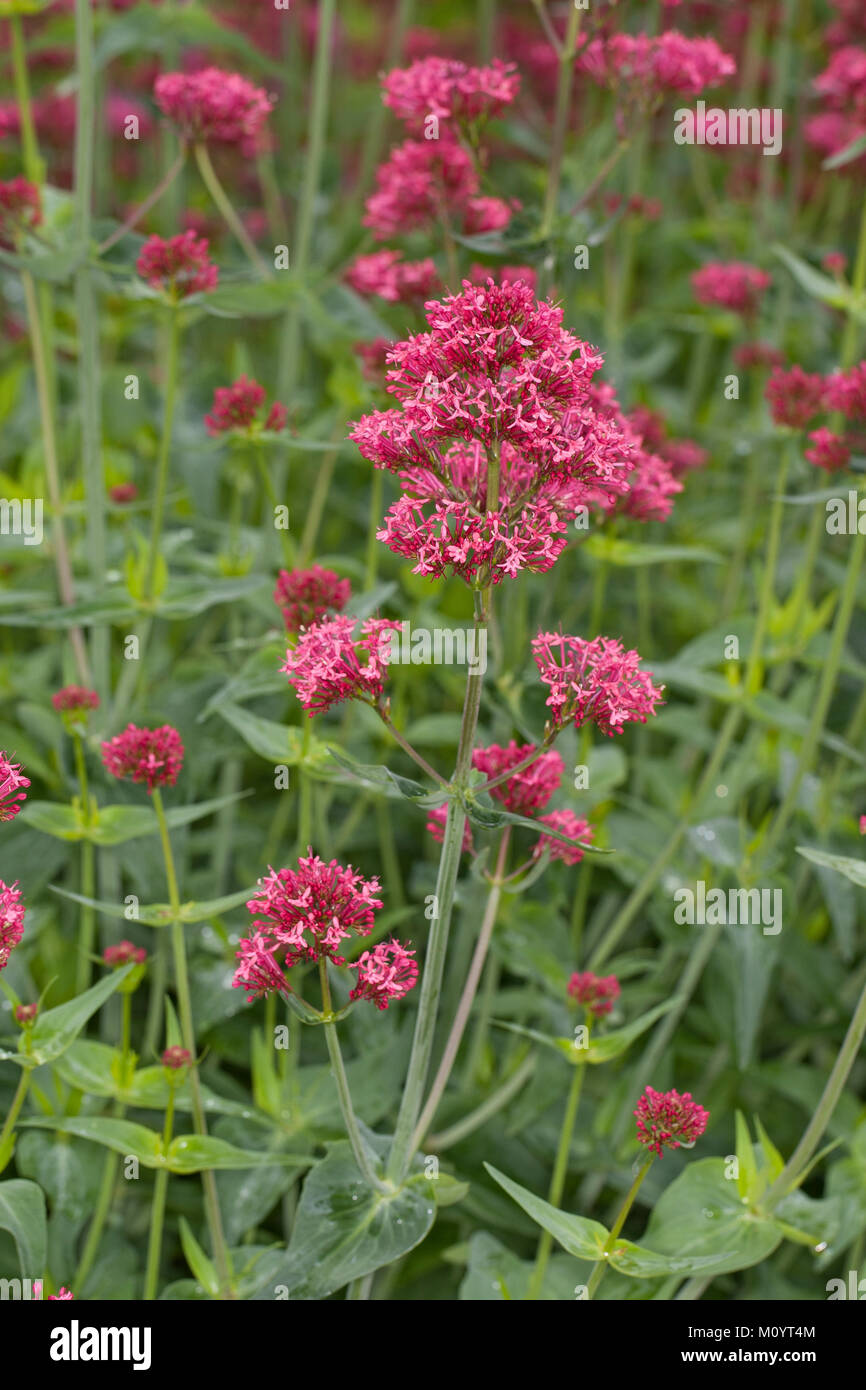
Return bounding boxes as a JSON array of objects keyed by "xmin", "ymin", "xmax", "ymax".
[
  {"xmin": 532, "ymin": 632, "xmax": 664, "ymax": 737},
  {"xmin": 204, "ymin": 376, "xmax": 287, "ymax": 435},
  {"xmin": 154, "ymin": 68, "xmax": 274, "ymax": 149},
  {"xmin": 472, "ymin": 741, "xmax": 564, "ymax": 817},
  {"xmin": 104, "ymin": 941, "xmax": 147, "ymax": 967},
  {"xmin": 273, "ymin": 565, "xmax": 351, "ymax": 634},
  {"xmin": 52, "ymin": 685, "xmax": 100, "ymax": 719},
  {"xmin": 567, "ymin": 970, "xmax": 620, "ymax": 1017},
  {"xmin": 382, "ymin": 56, "xmax": 519, "ymax": 128},
  {"xmin": 101, "ymin": 724, "xmax": 185, "ymax": 794},
  {"xmin": 349, "ymin": 939, "xmax": 419, "ymax": 1010},
  {"xmin": 0, "ymin": 177, "xmax": 41, "ymax": 250},
  {"xmin": 136, "ymin": 232, "xmax": 219, "ymax": 299},
  {"xmin": 806, "ymin": 45, "xmax": 866, "ymax": 170},
  {"xmin": 364, "ymin": 139, "xmax": 510, "ymax": 240},
  {"xmin": 691, "ymin": 262, "xmax": 771, "ymax": 316},
  {"xmin": 586, "ymin": 388, "xmax": 683, "ymax": 523},
  {"xmin": 426, "ymin": 804, "xmax": 475, "ymax": 854},
  {"xmin": 534, "ymin": 809, "xmax": 594, "ymax": 866},
  {"xmin": 0, "ymin": 752, "xmax": 30, "ymax": 823},
  {"xmin": 580, "ymin": 31, "xmax": 736, "ymax": 102},
  {"xmin": 634, "ymin": 1085, "xmax": 709, "ymax": 1157},
  {"xmin": 0, "ymin": 879, "xmax": 25, "ymax": 970},
  {"xmin": 282, "ymin": 615, "xmax": 402, "ymax": 716},
  {"xmin": 345, "ymin": 250, "xmax": 440, "ymax": 304},
  {"xmin": 352, "ymin": 279, "xmax": 637, "ymax": 586},
  {"xmin": 764, "ymin": 361, "xmax": 866, "ymax": 471}
]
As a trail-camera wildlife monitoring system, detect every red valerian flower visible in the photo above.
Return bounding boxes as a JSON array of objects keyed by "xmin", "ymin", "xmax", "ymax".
[
  {"xmin": 232, "ymin": 931, "xmax": 287, "ymax": 1002},
  {"xmin": 765, "ymin": 364, "xmax": 826, "ymax": 429},
  {"xmin": 204, "ymin": 375, "xmax": 287, "ymax": 435},
  {"xmin": 823, "ymin": 363, "xmax": 866, "ymax": 421},
  {"xmin": 472, "ymin": 741, "xmax": 564, "ymax": 816},
  {"xmin": 805, "ymin": 427, "xmax": 850, "ymax": 472},
  {"xmin": 567, "ymin": 970, "xmax": 620, "ymax": 1016},
  {"xmin": 0, "ymin": 879, "xmax": 25, "ymax": 970},
  {"xmin": 426, "ymin": 803, "xmax": 474, "ymax": 854},
  {"xmin": 273, "ymin": 566, "xmax": 351, "ymax": 634},
  {"xmin": 0, "ymin": 752, "xmax": 30, "ymax": 822},
  {"xmin": 732, "ymin": 342, "xmax": 785, "ymax": 372},
  {"xmin": 282, "ymin": 614, "xmax": 402, "ymax": 716},
  {"xmin": 345, "ymin": 250, "xmax": 440, "ymax": 304},
  {"xmin": 154, "ymin": 68, "xmax": 274, "ymax": 148},
  {"xmin": 14, "ymin": 1001, "xmax": 38, "ymax": 1026},
  {"xmin": 109, "ymin": 482, "xmax": 138, "ymax": 503},
  {"xmin": 635, "ymin": 1085, "xmax": 709, "ymax": 1157},
  {"xmin": 363, "ymin": 139, "xmax": 480, "ymax": 239},
  {"xmin": 691, "ymin": 261, "xmax": 771, "ymax": 316},
  {"xmin": 349, "ymin": 939, "xmax": 419, "ymax": 1010},
  {"xmin": 103, "ymin": 940, "xmax": 147, "ymax": 967},
  {"xmin": 242, "ymin": 853, "xmax": 384, "ymax": 972},
  {"xmin": 52, "ymin": 686, "xmax": 99, "ymax": 720},
  {"xmin": 580, "ymin": 31, "xmax": 736, "ymax": 101},
  {"xmin": 382, "ymin": 57, "xmax": 519, "ymax": 130},
  {"xmin": 535, "ymin": 810, "xmax": 594, "ymax": 866},
  {"xmin": 0, "ymin": 177, "xmax": 41, "ymax": 250},
  {"xmin": 532, "ymin": 632, "xmax": 664, "ymax": 736},
  {"xmin": 136, "ymin": 232, "xmax": 219, "ymax": 299},
  {"xmin": 352, "ymin": 280, "xmax": 636, "ymax": 585},
  {"xmin": 101, "ymin": 724, "xmax": 184, "ymax": 794},
  {"xmin": 161, "ymin": 1046, "xmax": 192, "ymax": 1069}
]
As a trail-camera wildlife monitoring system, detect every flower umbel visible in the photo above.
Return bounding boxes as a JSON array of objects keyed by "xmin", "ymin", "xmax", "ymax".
[
  {"xmin": 634, "ymin": 1085, "xmax": 709, "ymax": 1157},
  {"xmin": 0, "ymin": 879, "xmax": 25, "ymax": 970},
  {"xmin": 567, "ymin": 970, "xmax": 620, "ymax": 1016},
  {"xmin": 101, "ymin": 724, "xmax": 184, "ymax": 794},
  {"xmin": 282, "ymin": 615, "xmax": 402, "ymax": 716},
  {"xmin": 532, "ymin": 632, "xmax": 664, "ymax": 736},
  {"xmin": 349, "ymin": 939, "xmax": 419, "ymax": 1010},
  {"xmin": 0, "ymin": 752, "xmax": 30, "ymax": 823}
]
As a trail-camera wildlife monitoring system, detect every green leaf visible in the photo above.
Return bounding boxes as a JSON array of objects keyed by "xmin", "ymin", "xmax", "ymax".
[
  {"xmin": 465, "ymin": 795, "xmax": 612, "ymax": 853},
  {"xmin": 93, "ymin": 2, "xmax": 280, "ymax": 76},
  {"xmin": 217, "ymin": 702, "xmax": 332, "ymax": 772},
  {"xmin": 483, "ymin": 1164, "xmax": 609, "ymax": 1260},
  {"xmin": 822, "ymin": 131, "xmax": 866, "ymax": 170},
  {"xmin": 178, "ymin": 1217, "xmax": 220, "ymax": 1297},
  {"xmin": 582, "ymin": 536, "xmax": 722, "ymax": 567},
  {"xmin": 164, "ymin": 1134, "xmax": 311, "ymax": 1175},
  {"xmin": 50, "ymin": 882, "xmax": 256, "ymax": 927},
  {"xmin": 201, "ymin": 279, "xmax": 299, "ymax": 319},
  {"xmin": 17, "ymin": 965, "xmax": 133, "ymax": 1068},
  {"xmin": 735, "ymin": 1111, "xmax": 760, "ymax": 1202},
  {"xmin": 326, "ymin": 746, "xmax": 443, "ymax": 804},
  {"xmin": 253, "ymin": 1141, "xmax": 436, "ymax": 1299},
  {"xmin": 576, "ymin": 997, "xmax": 684, "ymax": 1065},
  {"xmin": 18, "ymin": 1117, "xmax": 311, "ymax": 1174},
  {"xmin": 52, "ymin": 1041, "xmax": 256, "ymax": 1118},
  {"xmin": 772, "ymin": 244, "xmax": 865, "ymax": 320},
  {"xmin": 796, "ymin": 845, "xmax": 866, "ymax": 888},
  {"xmin": 0, "ymin": 1179, "xmax": 46, "ymax": 1278},
  {"xmin": 640, "ymin": 1158, "xmax": 783, "ymax": 1276}
]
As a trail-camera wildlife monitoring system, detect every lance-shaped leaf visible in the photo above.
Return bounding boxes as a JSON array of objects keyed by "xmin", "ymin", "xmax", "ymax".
[
  {"xmin": 327, "ymin": 746, "xmax": 445, "ymax": 806},
  {"xmin": 0, "ymin": 1179, "xmax": 46, "ymax": 1278},
  {"xmin": 796, "ymin": 845, "xmax": 866, "ymax": 889},
  {"xmin": 50, "ymin": 883, "xmax": 257, "ymax": 927},
  {"xmin": 10, "ymin": 965, "xmax": 133, "ymax": 1069},
  {"xmin": 18, "ymin": 1117, "xmax": 312, "ymax": 1174}
]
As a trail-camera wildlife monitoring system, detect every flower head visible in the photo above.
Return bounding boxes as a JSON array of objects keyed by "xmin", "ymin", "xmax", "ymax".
[
  {"xmin": 580, "ymin": 30, "xmax": 736, "ymax": 102},
  {"xmin": 823, "ymin": 363, "xmax": 866, "ymax": 421},
  {"xmin": 103, "ymin": 940, "xmax": 147, "ymax": 967},
  {"xmin": 14, "ymin": 1001, "xmax": 38, "ymax": 1026},
  {"xmin": 532, "ymin": 632, "xmax": 664, "ymax": 736},
  {"xmin": 241, "ymin": 853, "xmax": 384, "ymax": 972},
  {"xmin": 472, "ymin": 741, "xmax": 564, "ymax": 816},
  {"xmin": 0, "ymin": 880, "xmax": 25, "ymax": 970},
  {"xmin": 349, "ymin": 939, "xmax": 419, "ymax": 1010},
  {"xmin": 232, "ymin": 931, "xmax": 287, "ymax": 1002},
  {"xmin": 345, "ymin": 250, "xmax": 440, "ymax": 304},
  {"xmin": 691, "ymin": 261, "xmax": 770, "ymax": 316},
  {"xmin": 805, "ymin": 427, "xmax": 850, "ymax": 472},
  {"xmin": 0, "ymin": 177, "xmax": 41, "ymax": 250},
  {"xmin": 535, "ymin": 810, "xmax": 594, "ymax": 866},
  {"xmin": 204, "ymin": 375, "xmax": 287, "ymax": 436},
  {"xmin": 567, "ymin": 970, "xmax": 620, "ymax": 1016},
  {"xmin": 101, "ymin": 724, "xmax": 184, "ymax": 794},
  {"xmin": 281, "ymin": 614, "xmax": 401, "ymax": 716},
  {"xmin": 635, "ymin": 1085, "xmax": 709, "ymax": 1157},
  {"xmin": 0, "ymin": 753, "xmax": 30, "ymax": 822},
  {"xmin": 136, "ymin": 231, "xmax": 218, "ymax": 299},
  {"xmin": 154, "ymin": 68, "xmax": 274, "ymax": 148},
  {"xmin": 274, "ymin": 566, "xmax": 351, "ymax": 634},
  {"xmin": 363, "ymin": 139, "xmax": 480, "ymax": 239},
  {"xmin": 382, "ymin": 57, "xmax": 520, "ymax": 131},
  {"xmin": 161, "ymin": 1046, "xmax": 192, "ymax": 1070},
  {"xmin": 765, "ymin": 364, "xmax": 826, "ymax": 429},
  {"xmin": 52, "ymin": 685, "xmax": 99, "ymax": 723}
]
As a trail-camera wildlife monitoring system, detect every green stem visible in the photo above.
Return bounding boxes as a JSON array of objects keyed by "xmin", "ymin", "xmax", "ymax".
[
  {"xmin": 194, "ymin": 143, "xmax": 268, "ymax": 275},
  {"xmin": 76, "ymin": 841, "xmax": 96, "ymax": 996},
  {"xmin": 428, "ymin": 1053, "xmax": 536, "ymax": 1151},
  {"xmin": 143, "ymin": 1085, "xmax": 175, "ymax": 1300},
  {"xmin": 152, "ymin": 789, "xmax": 234, "ymax": 1298},
  {"xmin": 410, "ymin": 828, "xmax": 510, "ymax": 1152},
  {"xmin": 143, "ymin": 313, "xmax": 182, "ymax": 604},
  {"xmin": 9, "ymin": 14, "xmax": 42, "ymax": 184},
  {"xmin": 365, "ymin": 469, "xmax": 384, "ymax": 589},
  {"xmin": 765, "ymin": 967, "xmax": 866, "ymax": 1208},
  {"xmin": 387, "ymin": 595, "xmax": 488, "ymax": 1183},
  {"xmin": 540, "ymin": 4, "xmax": 583, "ymax": 239},
  {"xmin": 528, "ymin": 1060, "xmax": 586, "ymax": 1300},
  {"xmin": 0, "ymin": 1071, "xmax": 30, "ymax": 1172},
  {"xmin": 319, "ymin": 960, "xmax": 390, "ymax": 1192},
  {"xmin": 586, "ymin": 1155, "xmax": 654, "ymax": 1299}
]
